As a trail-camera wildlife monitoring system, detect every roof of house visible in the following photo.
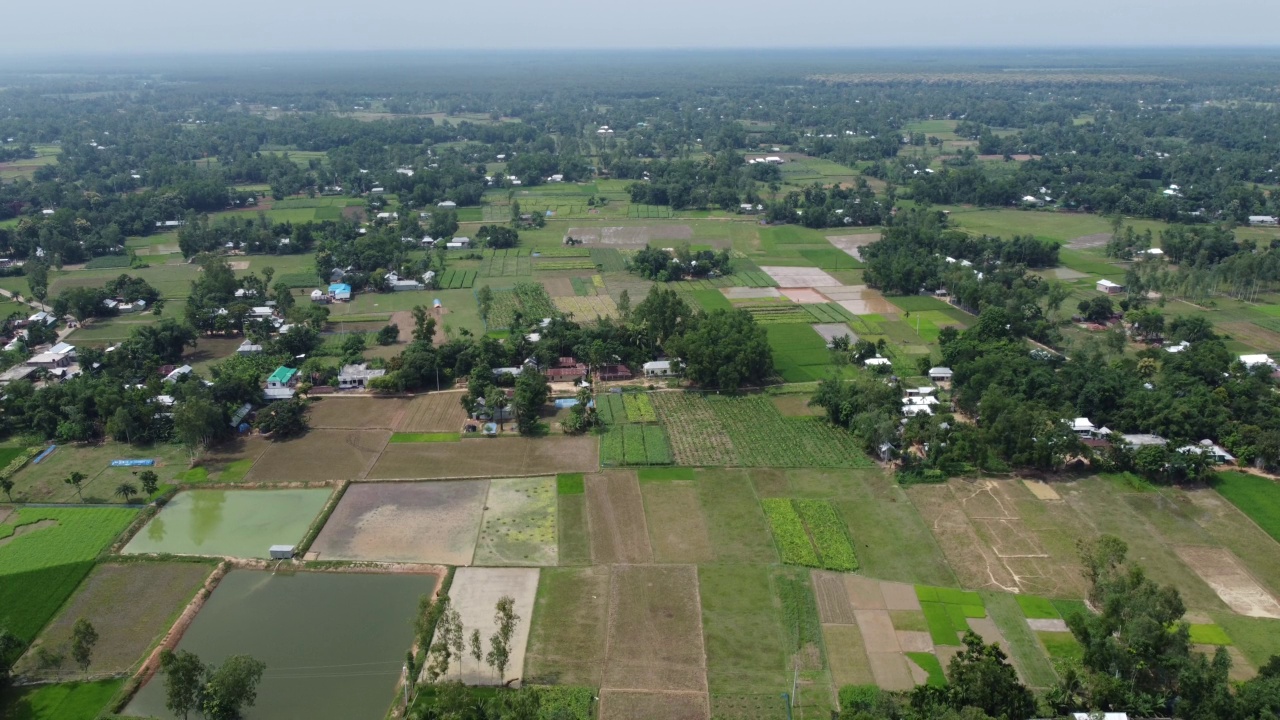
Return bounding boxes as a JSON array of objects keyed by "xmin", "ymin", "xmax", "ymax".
[
  {"xmin": 1122, "ymin": 433, "xmax": 1168, "ymax": 447},
  {"xmin": 1097, "ymin": 279, "xmax": 1122, "ymax": 288},
  {"xmin": 1071, "ymin": 417, "xmax": 1096, "ymax": 432},
  {"xmin": 643, "ymin": 360, "xmax": 672, "ymax": 370},
  {"xmin": 328, "ymin": 283, "xmax": 352, "ymax": 293},
  {"xmin": 339, "ymin": 363, "xmax": 387, "ymax": 380},
  {"xmin": 864, "ymin": 357, "xmax": 891, "ymax": 366},
  {"xmin": 1240, "ymin": 354, "xmax": 1277, "ymax": 368},
  {"xmin": 267, "ymin": 367, "xmax": 298, "ymax": 385},
  {"xmin": 929, "ymin": 366, "xmax": 953, "ymax": 375},
  {"xmin": 49, "ymin": 342, "xmax": 74, "ymax": 355}
]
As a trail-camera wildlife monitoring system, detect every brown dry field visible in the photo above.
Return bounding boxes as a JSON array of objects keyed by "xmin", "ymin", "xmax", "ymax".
[
  {"xmin": 908, "ymin": 479, "xmax": 1086, "ymax": 598},
  {"xmin": 394, "ymin": 392, "xmax": 471, "ymax": 433},
  {"xmin": 587, "ymin": 472, "xmax": 654, "ymax": 564},
  {"xmin": 1179, "ymin": 487, "xmax": 1280, "ymax": 606},
  {"xmin": 245, "ymin": 429, "xmax": 389, "ymax": 482},
  {"xmin": 566, "ymin": 225, "xmax": 694, "ymax": 247},
  {"xmin": 640, "ymin": 482, "xmax": 713, "ymax": 564},
  {"xmin": 823, "ymin": 624, "xmax": 875, "ymax": 687},
  {"xmin": 447, "ymin": 567, "xmax": 540, "ymax": 686},
  {"xmin": 524, "ymin": 566, "xmax": 610, "ymax": 686},
  {"xmin": 308, "ymin": 480, "xmax": 487, "ymax": 564},
  {"xmin": 307, "ymin": 396, "xmax": 411, "ymax": 429},
  {"xmin": 599, "ymin": 690, "xmax": 709, "ymax": 720},
  {"xmin": 1175, "ymin": 545, "xmax": 1280, "ymax": 619},
  {"xmin": 15, "ymin": 561, "xmax": 214, "ymax": 678},
  {"xmin": 1067, "ymin": 232, "xmax": 1113, "ymax": 249},
  {"xmin": 367, "ymin": 436, "xmax": 597, "ymax": 479},
  {"xmin": 1222, "ymin": 321, "xmax": 1280, "ymax": 352},
  {"xmin": 771, "ymin": 394, "xmax": 821, "ymax": 417},
  {"xmin": 541, "ymin": 276, "xmax": 574, "ymax": 297},
  {"xmin": 813, "ymin": 570, "xmax": 857, "ymax": 624},
  {"xmin": 603, "ymin": 565, "xmax": 707, "ymax": 693},
  {"xmin": 198, "ymin": 434, "xmax": 271, "ymax": 479}
]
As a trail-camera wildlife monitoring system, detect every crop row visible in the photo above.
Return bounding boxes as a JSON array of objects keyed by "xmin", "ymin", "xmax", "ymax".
[
  {"xmin": 649, "ymin": 392, "xmax": 741, "ymax": 466},
  {"xmin": 803, "ymin": 303, "xmax": 855, "ymax": 323},
  {"xmin": 761, "ymin": 499, "xmax": 820, "ymax": 567},
  {"xmin": 437, "ymin": 269, "xmax": 477, "ymax": 289},
  {"xmin": 552, "ymin": 295, "xmax": 619, "ymax": 320},
  {"xmin": 535, "ymin": 259, "xmax": 598, "ymax": 271},
  {"xmin": 623, "ymin": 393, "xmax": 657, "ymax": 423},
  {"xmin": 596, "ymin": 393, "xmax": 625, "ymax": 424},
  {"xmin": 708, "ymin": 395, "xmax": 873, "ymax": 468},
  {"xmin": 533, "ymin": 247, "xmax": 591, "ymax": 258},
  {"xmin": 600, "ymin": 424, "xmax": 673, "ymax": 466},
  {"xmin": 794, "ymin": 499, "xmax": 858, "ymax": 571},
  {"xmin": 488, "ymin": 282, "xmax": 555, "ymax": 329},
  {"xmin": 589, "ymin": 249, "xmax": 626, "ymax": 272}
]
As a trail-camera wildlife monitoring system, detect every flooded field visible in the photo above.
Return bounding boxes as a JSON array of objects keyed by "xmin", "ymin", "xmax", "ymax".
[
  {"xmin": 124, "ymin": 569, "xmax": 435, "ymax": 720},
  {"xmin": 122, "ymin": 489, "xmax": 330, "ymax": 559}
]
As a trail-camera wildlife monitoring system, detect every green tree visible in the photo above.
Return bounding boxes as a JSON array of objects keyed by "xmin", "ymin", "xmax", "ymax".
[
  {"xmin": 138, "ymin": 470, "xmax": 159, "ymax": 497},
  {"xmin": 173, "ymin": 397, "xmax": 226, "ymax": 461},
  {"xmin": 64, "ymin": 471, "xmax": 86, "ymax": 501},
  {"xmin": 273, "ymin": 281, "xmax": 295, "ymax": 314},
  {"xmin": 617, "ymin": 288, "xmax": 631, "ymax": 319},
  {"xmin": 911, "ymin": 631, "xmax": 1035, "ymax": 720},
  {"xmin": 477, "ymin": 285, "xmax": 494, "ymax": 325},
  {"xmin": 0, "ymin": 478, "xmax": 13, "ymax": 502},
  {"xmin": 469, "ymin": 629, "xmax": 482, "ymax": 674},
  {"xmin": 200, "ymin": 654, "xmax": 267, "ymax": 720},
  {"xmin": 428, "ymin": 210, "xmax": 459, "ymax": 241},
  {"xmin": 70, "ymin": 618, "xmax": 98, "ymax": 677},
  {"xmin": 114, "ymin": 482, "xmax": 138, "ymax": 503},
  {"xmin": 670, "ymin": 309, "xmax": 772, "ymax": 390},
  {"xmin": 486, "ymin": 595, "xmax": 520, "ymax": 683},
  {"xmin": 376, "ymin": 324, "xmax": 400, "ymax": 345},
  {"xmin": 513, "ymin": 369, "xmax": 550, "ymax": 435},
  {"xmin": 255, "ymin": 398, "xmax": 309, "ymax": 439}
]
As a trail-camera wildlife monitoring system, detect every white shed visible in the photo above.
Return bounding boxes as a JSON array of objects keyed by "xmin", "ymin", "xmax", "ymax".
[{"xmin": 269, "ymin": 545, "xmax": 295, "ymax": 560}]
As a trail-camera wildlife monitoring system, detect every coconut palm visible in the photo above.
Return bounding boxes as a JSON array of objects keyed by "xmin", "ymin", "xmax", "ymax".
[{"xmin": 114, "ymin": 482, "xmax": 138, "ymax": 504}]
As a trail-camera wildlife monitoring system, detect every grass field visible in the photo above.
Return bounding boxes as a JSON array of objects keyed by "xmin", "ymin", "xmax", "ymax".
[
  {"xmin": 0, "ymin": 679, "xmax": 121, "ymax": 720},
  {"xmin": 0, "ymin": 507, "xmax": 136, "ymax": 643},
  {"xmin": 1213, "ymin": 472, "xmax": 1280, "ymax": 543}
]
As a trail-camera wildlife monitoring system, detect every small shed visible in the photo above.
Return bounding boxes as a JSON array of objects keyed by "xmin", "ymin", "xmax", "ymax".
[
  {"xmin": 1096, "ymin": 279, "xmax": 1124, "ymax": 295},
  {"xmin": 269, "ymin": 545, "xmax": 295, "ymax": 560}
]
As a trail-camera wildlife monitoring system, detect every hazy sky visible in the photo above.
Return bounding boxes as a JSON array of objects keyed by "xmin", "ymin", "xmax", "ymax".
[{"xmin": 2, "ymin": 0, "xmax": 1276, "ymax": 56}]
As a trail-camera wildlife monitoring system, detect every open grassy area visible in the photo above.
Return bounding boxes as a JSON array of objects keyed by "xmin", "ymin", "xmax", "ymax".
[
  {"xmin": 0, "ymin": 679, "xmax": 121, "ymax": 720},
  {"xmin": 1213, "ymin": 472, "xmax": 1280, "ymax": 543},
  {"xmin": 8, "ymin": 442, "xmax": 191, "ymax": 504}
]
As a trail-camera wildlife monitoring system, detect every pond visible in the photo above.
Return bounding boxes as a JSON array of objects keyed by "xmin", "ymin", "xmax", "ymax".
[{"xmin": 122, "ymin": 489, "xmax": 330, "ymax": 559}]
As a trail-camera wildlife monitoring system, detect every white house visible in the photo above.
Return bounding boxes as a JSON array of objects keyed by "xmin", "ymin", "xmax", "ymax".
[
  {"xmin": 163, "ymin": 365, "xmax": 192, "ymax": 383},
  {"xmin": 446, "ymin": 237, "xmax": 471, "ymax": 249},
  {"xmin": 906, "ymin": 387, "xmax": 936, "ymax": 397},
  {"xmin": 265, "ymin": 366, "xmax": 299, "ymax": 401},
  {"xmin": 237, "ymin": 340, "xmax": 263, "ymax": 355},
  {"xmin": 643, "ymin": 360, "xmax": 675, "ymax": 377},
  {"xmin": 310, "ymin": 289, "xmax": 325, "ymax": 302},
  {"xmin": 338, "ymin": 363, "xmax": 386, "ymax": 389},
  {"xmin": 1096, "ymin": 279, "xmax": 1124, "ymax": 295},
  {"xmin": 1166, "ymin": 340, "xmax": 1191, "ymax": 353},
  {"xmin": 928, "ymin": 367, "xmax": 953, "ymax": 382},
  {"xmin": 1143, "ymin": 248, "xmax": 1165, "ymax": 257},
  {"xmin": 903, "ymin": 396, "xmax": 939, "ymax": 407},
  {"xmin": 1240, "ymin": 354, "xmax": 1278, "ymax": 370},
  {"xmin": 27, "ymin": 311, "xmax": 56, "ymax": 326},
  {"xmin": 902, "ymin": 404, "xmax": 933, "ymax": 417},
  {"xmin": 437, "ymin": 200, "xmax": 457, "ymax": 209},
  {"xmin": 864, "ymin": 356, "xmax": 891, "ymax": 368},
  {"xmin": 1248, "ymin": 215, "xmax": 1279, "ymax": 226},
  {"xmin": 1070, "ymin": 417, "xmax": 1097, "ymax": 437},
  {"xmin": 1178, "ymin": 439, "xmax": 1235, "ymax": 464},
  {"xmin": 1120, "ymin": 433, "xmax": 1168, "ymax": 449}
]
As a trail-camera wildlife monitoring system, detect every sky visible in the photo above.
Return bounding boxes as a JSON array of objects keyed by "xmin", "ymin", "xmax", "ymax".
[{"xmin": 1, "ymin": 0, "xmax": 1276, "ymax": 56}]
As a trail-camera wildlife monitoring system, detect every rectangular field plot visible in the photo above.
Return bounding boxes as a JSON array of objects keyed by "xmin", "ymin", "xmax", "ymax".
[
  {"xmin": 393, "ymin": 392, "xmax": 470, "ymax": 433},
  {"xmin": 600, "ymin": 690, "xmax": 709, "ymax": 720},
  {"xmin": 124, "ymin": 570, "xmax": 435, "ymax": 720},
  {"xmin": 448, "ymin": 567, "xmax": 539, "ymax": 685},
  {"xmin": 603, "ymin": 565, "xmax": 707, "ymax": 693},
  {"xmin": 642, "ymin": 481, "xmax": 713, "ymax": 563},
  {"xmin": 310, "ymin": 481, "xmax": 487, "ymax": 565},
  {"xmin": 586, "ymin": 472, "xmax": 654, "ymax": 564},
  {"xmin": 0, "ymin": 507, "xmax": 136, "ymax": 644},
  {"xmin": 306, "ymin": 397, "xmax": 411, "ymax": 429},
  {"xmin": 524, "ymin": 566, "xmax": 610, "ymax": 686},
  {"xmin": 15, "ymin": 561, "xmax": 214, "ymax": 679},
  {"xmin": 473, "ymin": 477, "xmax": 558, "ymax": 566},
  {"xmin": 123, "ymin": 489, "xmax": 330, "ymax": 559},
  {"xmin": 245, "ymin": 430, "xmax": 390, "ymax": 482},
  {"xmin": 368, "ymin": 436, "xmax": 598, "ymax": 479}
]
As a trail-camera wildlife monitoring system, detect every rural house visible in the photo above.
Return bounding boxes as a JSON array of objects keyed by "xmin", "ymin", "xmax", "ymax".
[
  {"xmin": 1177, "ymin": 439, "xmax": 1235, "ymax": 464},
  {"xmin": 265, "ymin": 366, "xmax": 299, "ymax": 400},
  {"xmin": 1249, "ymin": 215, "xmax": 1279, "ymax": 226},
  {"xmin": 596, "ymin": 364, "xmax": 633, "ymax": 381},
  {"xmin": 163, "ymin": 365, "xmax": 193, "ymax": 383},
  {"xmin": 1096, "ymin": 279, "xmax": 1124, "ymax": 295},
  {"xmin": 864, "ymin": 356, "xmax": 891, "ymax": 368},
  {"xmin": 329, "ymin": 283, "xmax": 352, "ymax": 301},
  {"xmin": 338, "ymin": 363, "xmax": 386, "ymax": 389},
  {"xmin": 928, "ymin": 367, "xmax": 953, "ymax": 382},
  {"xmin": 437, "ymin": 200, "xmax": 457, "ymax": 209},
  {"xmin": 643, "ymin": 360, "xmax": 676, "ymax": 377}
]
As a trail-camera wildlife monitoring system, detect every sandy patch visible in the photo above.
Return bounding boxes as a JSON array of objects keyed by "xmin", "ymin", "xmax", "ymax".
[
  {"xmin": 1022, "ymin": 479, "xmax": 1061, "ymax": 501},
  {"xmin": 722, "ymin": 287, "xmax": 781, "ymax": 300},
  {"xmin": 1042, "ymin": 267, "xmax": 1089, "ymax": 280},
  {"xmin": 448, "ymin": 567, "xmax": 539, "ymax": 686},
  {"xmin": 811, "ymin": 323, "xmax": 856, "ymax": 345},
  {"xmin": 0, "ymin": 507, "xmax": 11, "ymax": 524},
  {"xmin": 780, "ymin": 288, "xmax": 830, "ymax": 304},
  {"xmin": 880, "ymin": 582, "xmax": 923, "ymax": 611},
  {"xmin": 1176, "ymin": 545, "xmax": 1280, "ymax": 619},
  {"xmin": 228, "ymin": 261, "xmax": 250, "ymax": 270},
  {"xmin": 826, "ymin": 234, "xmax": 881, "ymax": 261},
  {"xmin": 897, "ymin": 631, "xmax": 934, "ymax": 653},
  {"xmin": 854, "ymin": 609, "xmax": 900, "ymax": 653},
  {"xmin": 1067, "ymin": 233, "xmax": 1112, "ymax": 250},
  {"xmin": 1026, "ymin": 618, "xmax": 1069, "ymax": 632},
  {"xmin": 759, "ymin": 266, "xmax": 842, "ymax": 288},
  {"xmin": 845, "ymin": 575, "xmax": 887, "ymax": 610}
]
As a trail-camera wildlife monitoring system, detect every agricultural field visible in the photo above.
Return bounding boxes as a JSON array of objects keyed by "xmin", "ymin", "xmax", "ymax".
[
  {"xmin": 0, "ymin": 507, "xmax": 136, "ymax": 643},
  {"xmin": 8, "ymin": 442, "xmax": 192, "ymax": 504},
  {"xmin": 310, "ymin": 481, "xmax": 487, "ymax": 564},
  {"xmin": 393, "ymin": 392, "xmax": 471, "ymax": 433},
  {"xmin": 368, "ymin": 435, "xmax": 598, "ymax": 478},
  {"xmin": 245, "ymin": 429, "xmax": 390, "ymax": 482},
  {"xmin": 473, "ymin": 476, "xmax": 558, "ymax": 566},
  {"xmin": 448, "ymin": 567, "xmax": 540, "ymax": 685},
  {"xmin": 14, "ymin": 560, "xmax": 215, "ymax": 679},
  {"xmin": 123, "ymin": 488, "xmax": 330, "ymax": 559},
  {"xmin": 487, "ymin": 282, "xmax": 556, "ymax": 329},
  {"xmin": 0, "ymin": 680, "xmax": 122, "ymax": 720}
]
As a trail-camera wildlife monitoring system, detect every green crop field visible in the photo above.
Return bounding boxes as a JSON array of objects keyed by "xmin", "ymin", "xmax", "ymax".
[
  {"xmin": 0, "ymin": 507, "xmax": 135, "ymax": 643},
  {"xmin": 0, "ymin": 679, "xmax": 122, "ymax": 720},
  {"xmin": 1214, "ymin": 472, "xmax": 1280, "ymax": 543}
]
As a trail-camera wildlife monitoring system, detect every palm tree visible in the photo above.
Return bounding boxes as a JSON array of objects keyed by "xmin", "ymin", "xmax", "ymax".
[{"xmin": 114, "ymin": 482, "xmax": 138, "ymax": 504}]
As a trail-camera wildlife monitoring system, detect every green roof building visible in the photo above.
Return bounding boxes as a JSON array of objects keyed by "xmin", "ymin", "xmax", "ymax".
[{"xmin": 267, "ymin": 366, "xmax": 298, "ymax": 388}]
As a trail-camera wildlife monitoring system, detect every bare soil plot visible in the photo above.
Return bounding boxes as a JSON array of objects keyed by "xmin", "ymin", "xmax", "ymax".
[
  {"xmin": 820, "ymin": 284, "xmax": 898, "ymax": 315},
  {"xmin": 603, "ymin": 564, "xmax": 707, "ymax": 693},
  {"xmin": 867, "ymin": 651, "xmax": 916, "ymax": 691},
  {"xmin": 771, "ymin": 394, "xmax": 821, "ymax": 417},
  {"xmin": 524, "ymin": 566, "xmax": 609, "ymax": 686},
  {"xmin": 826, "ymin": 233, "xmax": 881, "ymax": 261},
  {"xmin": 1027, "ymin": 618, "xmax": 1069, "ymax": 632},
  {"xmin": 369, "ymin": 435, "xmax": 597, "ymax": 479},
  {"xmin": 811, "ymin": 322, "xmax": 855, "ymax": 345},
  {"xmin": 587, "ymin": 471, "xmax": 654, "ymax": 564},
  {"xmin": 1042, "ymin": 267, "xmax": 1089, "ymax": 281},
  {"xmin": 1175, "ymin": 546, "xmax": 1280, "ymax": 619},
  {"xmin": 1022, "ymin": 479, "xmax": 1061, "ymax": 501},
  {"xmin": 1192, "ymin": 644, "xmax": 1257, "ymax": 682},
  {"xmin": 1067, "ymin": 233, "xmax": 1112, "ymax": 249},
  {"xmin": 909, "ymin": 483, "xmax": 1020, "ymax": 594},
  {"xmin": 1181, "ymin": 487, "xmax": 1280, "ymax": 608},
  {"xmin": 473, "ymin": 477, "xmax": 557, "ymax": 567},
  {"xmin": 541, "ymin": 277, "xmax": 574, "ymax": 297},
  {"xmin": 898, "ymin": 631, "xmax": 934, "ymax": 652},
  {"xmin": 881, "ymin": 582, "xmax": 923, "ymax": 611},
  {"xmin": 599, "ymin": 690, "xmax": 709, "ymax": 720},
  {"xmin": 14, "ymin": 561, "xmax": 213, "ymax": 679},
  {"xmin": 1222, "ymin": 321, "xmax": 1280, "ymax": 352},
  {"xmin": 855, "ymin": 609, "xmax": 901, "ymax": 653},
  {"xmin": 846, "ymin": 575, "xmax": 888, "ymax": 610},
  {"xmin": 759, "ymin": 266, "xmax": 841, "ymax": 288},
  {"xmin": 780, "ymin": 288, "xmax": 829, "ymax": 304},
  {"xmin": 246, "ymin": 430, "xmax": 389, "ymax": 482},
  {"xmin": 641, "ymin": 482, "xmax": 713, "ymax": 564},
  {"xmin": 448, "ymin": 567, "xmax": 540, "ymax": 686},
  {"xmin": 966, "ymin": 617, "xmax": 1017, "ymax": 672},
  {"xmin": 823, "ymin": 624, "xmax": 875, "ymax": 686},
  {"xmin": 307, "ymin": 397, "xmax": 411, "ymax": 429},
  {"xmin": 567, "ymin": 225, "xmax": 694, "ymax": 246},
  {"xmin": 309, "ymin": 481, "xmax": 487, "ymax": 564},
  {"xmin": 722, "ymin": 286, "xmax": 782, "ymax": 299},
  {"xmin": 394, "ymin": 392, "xmax": 470, "ymax": 433},
  {"xmin": 813, "ymin": 571, "xmax": 856, "ymax": 624}
]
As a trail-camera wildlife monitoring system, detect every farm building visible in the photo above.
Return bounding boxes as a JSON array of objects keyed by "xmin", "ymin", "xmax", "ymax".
[
  {"xmin": 1240, "ymin": 354, "xmax": 1278, "ymax": 370},
  {"xmin": 493, "ymin": 367, "xmax": 524, "ymax": 378},
  {"xmin": 1096, "ymin": 279, "xmax": 1124, "ymax": 295},
  {"xmin": 338, "ymin": 363, "xmax": 386, "ymax": 389},
  {"xmin": 0, "ymin": 365, "xmax": 38, "ymax": 385},
  {"xmin": 905, "ymin": 387, "xmax": 936, "ymax": 397},
  {"xmin": 643, "ymin": 360, "xmax": 676, "ymax": 377},
  {"xmin": 472, "ymin": 396, "xmax": 513, "ymax": 421},
  {"xmin": 928, "ymin": 367, "xmax": 953, "ymax": 382},
  {"xmin": 1249, "ymin": 215, "xmax": 1279, "ymax": 226},
  {"xmin": 1166, "ymin": 340, "xmax": 1191, "ymax": 353},
  {"xmin": 864, "ymin": 356, "xmax": 891, "ymax": 368},
  {"xmin": 269, "ymin": 545, "xmax": 295, "ymax": 560},
  {"xmin": 310, "ymin": 289, "xmax": 325, "ymax": 302},
  {"xmin": 1177, "ymin": 440, "xmax": 1235, "ymax": 464},
  {"xmin": 265, "ymin": 366, "xmax": 299, "ymax": 400},
  {"xmin": 446, "ymin": 237, "xmax": 471, "ymax": 249},
  {"xmin": 438, "ymin": 200, "xmax": 457, "ymax": 209},
  {"xmin": 237, "ymin": 341, "xmax": 263, "ymax": 355},
  {"xmin": 27, "ymin": 311, "xmax": 56, "ymax": 326},
  {"xmin": 163, "ymin": 365, "xmax": 193, "ymax": 383},
  {"xmin": 1120, "ymin": 433, "xmax": 1168, "ymax": 449},
  {"xmin": 329, "ymin": 283, "xmax": 352, "ymax": 301},
  {"xmin": 596, "ymin": 364, "xmax": 633, "ymax": 381},
  {"xmin": 902, "ymin": 404, "xmax": 933, "ymax": 417},
  {"xmin": 27, "ymin": 351, "xmax": 72, "ymax": 369},
  {"xmin": 903, "ymin": 396, "xmax": 939, "ymax": 407}
]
